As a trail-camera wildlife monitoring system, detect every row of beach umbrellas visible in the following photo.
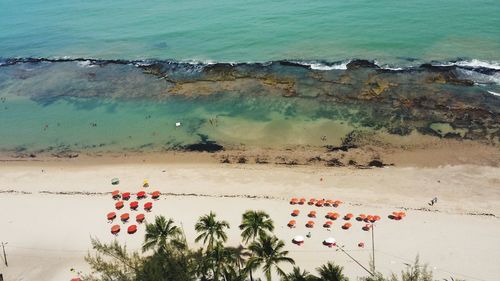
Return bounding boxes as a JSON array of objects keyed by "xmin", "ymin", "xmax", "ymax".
[{"xmin": 290, "ymin": 198, "xmax": 343, "ymax": 207}]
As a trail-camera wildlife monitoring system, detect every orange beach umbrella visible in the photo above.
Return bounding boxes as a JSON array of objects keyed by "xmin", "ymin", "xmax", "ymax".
[
  {"xmin": 107, "ymin": 212, "xmax": 116, "ymax": 221},
  {"xmin": 291, "ymin": 210, "xmax": 300, "ymax": 216},
  {"xmin": 323, "ymin": 221, "xmax": 333, "ymax": 228},
  {"xmin": 308, "ymin": 211, "xmax": 317, "ymax": 218},
  {"xmin": 308, "ymin": 198, "xmax": 316, "ymax": 205},
  {"xmin": 299, "ymin": 198, "xmax": 306, "ymax": 205},
  {"xmin": 342, "ymin": 222, "xmax": 352, "ymax": 230},
  {"xmin": 287, "ymin": 220, "xmax": 296, "ymax": 228},
  {"xmin": 122, "ymin": 192, "xmax": 131, "ymax": 200},
  {"xmin": 136, "ymin": 213, "xmax": 145, "ymax": 223},
  {"xmin": 344, "ymin": 213, "xmax": 353, "ymax": 220},
  {"xmin": 306, "ymin": 221, "xmax": 315, "ymax": 228},
  {"xmin": 151, "ymin": 191, "xmax": 161, "ymax": 199},
  {"xmin": 144, "ymin": 202, "xmax": 153, "ymax": 211},
  {"xmin": 111, "ymin": 190, "xmax": 120, "ymax": 199},
  {"xmin": 115, "ymin": 201, "xmax": 124, "ymax": 210},
  {"xmin": 130, "ymin": 201, "xmax": 139, "ymax": 210},
  {"xmin": 127, "ymin": 224, "xmax": 137, "ymax": 234},
  {"xmin": 121, "ymin": 213, "xmax": 130, "ymax": 222},
  {"xmin": 137, "ymin": 191, "xmax": 146, "ymax": 199},
  {"xmin": 111, "ymin": 224, "xmax": 120, "ymax": 235}
]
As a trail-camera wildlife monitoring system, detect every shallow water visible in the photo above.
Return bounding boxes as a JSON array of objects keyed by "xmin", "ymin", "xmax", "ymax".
[{"xmin": 0, "ymin": 60, "xmax": 498, "ymax": 154}]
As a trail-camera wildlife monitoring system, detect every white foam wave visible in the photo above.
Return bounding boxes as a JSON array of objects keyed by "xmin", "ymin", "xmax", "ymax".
[
  {"xmin": 77, "ymin": 60, "xmax": 96, "ymax": 68},
  {"xmin": 436, "ymin": 59, "xmax": 500, "ymax": 70},
  {"xmin": 487, "ymin": 91, "xmax": 500, "ymax": 97},
  {"xmin": 292, "ymin": 61, "xmax": 349, "ymax": 70}
]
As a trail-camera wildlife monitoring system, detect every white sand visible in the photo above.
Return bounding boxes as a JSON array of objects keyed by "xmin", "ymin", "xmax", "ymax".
[{"xmin": 0, "ymin": 162, "xmax": 499, "ymax": 281}]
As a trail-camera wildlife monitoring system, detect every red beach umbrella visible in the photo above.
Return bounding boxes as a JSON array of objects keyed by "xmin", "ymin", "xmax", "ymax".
[
  {"xmin": 144, "ymin": 202, "xmax": 153, "ymax": 211},
  {"xmin": 107, "ymin": 212, "xmax": 116, "ymax": 221},
  {"xmin": 136, "ymin": 213, "xmax": 145, "ymax": 223},
  {"xmin": 121, "ymin": 213, "xmax": 130, "ymax": 222},
  {"xmin": 315, "ymin": 200, "xmax": 325, "ymax": 207},
  {"xmin": 344, "ymin": 213, "xmax": 353, "ymax": 220},
  {"xmin": 151, "ymin": 191, "xmax": 161, "ymax": 199},
  {"xmin": 137, "ymin": 191, "xmax": 146, "ymax": 199},
  {"xmin": 115, "ymin": 201, "xmax": 124, "ymax": 210},
  {"xmin": 127, "ymin": 224, "xmax": 137, "ymax": 234},
  {"xmin": 111, "ymin": 224, "xmax": 120, "ymax": 235},
  {"xmin": 71, "ymin": 278, "xmax": 82, "ymax": 281},
  {"xmin": 122, "ymin": 192, "xmax": 131, "ymax": 200},
  {"xmin": 111, "ymin": 190, "xmax": 120, "ymax": 199},
  {"xmin": 130, "ymin": 201, "xmax": 139, "ymax": 210}
]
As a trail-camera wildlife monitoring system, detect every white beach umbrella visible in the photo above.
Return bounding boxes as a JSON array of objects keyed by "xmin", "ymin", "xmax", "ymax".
[
  {"xmin": 323, "ymin": 237, "xmax": 336, "ymax": 245},
  {"xmin": 293, "ymin": 235, "xmax": 305, "ymax": 243}
]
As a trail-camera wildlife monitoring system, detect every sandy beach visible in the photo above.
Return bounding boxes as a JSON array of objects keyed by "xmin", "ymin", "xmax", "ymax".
[{"xmin": 1, "ymin": 158, "xmax": 499, "ymax": 281}]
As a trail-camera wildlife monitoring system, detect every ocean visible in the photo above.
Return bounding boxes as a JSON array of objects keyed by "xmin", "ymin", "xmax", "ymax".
[{"xmin": 0, "ymin": 0, "xmax": 499, "ymax": 155}]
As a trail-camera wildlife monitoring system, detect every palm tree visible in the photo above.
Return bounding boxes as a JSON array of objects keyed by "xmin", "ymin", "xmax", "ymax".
[
  {"xmin": 239, "ymin": 210, "xmax": 274, "ymax": 243},
  {"xmin": 283, "ymin": 267, "xmax": 317, "ymax": 281},
  {"xmin": 247, "ymin": 235, "xmax": 295, "ymax": 281},
  {"xmin": 316, "ymin": 262, "xmax": 348, "ymax": 281},
  {"xmin": 195, "ymin": 211, "xmax": 230, "ymax": 250},
  {"xmin": 142, "ymin": 215, "xmax": 182, "ymax": 253},
  {"xmin": 227, "ymin": 244, "xmax": 252, "ymax": 275}
]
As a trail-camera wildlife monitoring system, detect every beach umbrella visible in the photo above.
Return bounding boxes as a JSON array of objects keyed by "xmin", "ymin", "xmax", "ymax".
[
  {"xmin": 144, "ymin": 202, "xmax": 153, "ymax": 211},
  {"xmin": 143, "ymin": 179, "xmax": 149, "ymax": 187},
  {"xmin": 333, "ymin": 200, "xmax": 342, "ymax": 207},
  {"xmin": 130, "ymin": 201, "xmax": 139, "ymax": 210},
  {"xmin": 127, "ymin": 224, "xmax": 137, "ymax": 234},
  {"xmin": 137, "ymin": 191, "xmax": 146, "ymax": 199},
  {"xmin": 151, "ymin": 191, "xmax": 161, "ymax": 199},
  {"xmin": 362, "ymin": 224, "xmax": 371, "ymax": 231},
  {"xmin": 323, "ymin": 221, "xmax": 333, "ymax": 228},
  {"xmin": 111, "ymin": 178, "xmax": 119, "ymax": 185},
  {"xmin": 288, "ymin": 220, "xmax": 296, "ymax": 228},
  {"xmin": 315, "ymin": 200, "xmax": 325, "ymax": 207},
  {"xmin": 292, "ymin": 235, "xmax": 304, "ymax": 245},
  {"xmin": 323, "ymin": 237, "xmax": 336, "ymax": 246},
  {"xmin": 290, "ymin": 198, "xmax": 298, "ymax": 205},
  {"xmin": 121, "ymin": 213, "xmax": 130, "ymax": 222},
  {"xmin": 356, "ymin": 214, "xmax": 366, "ymax": 221},
  {"xmin": 299, "ymin": 198, "xmax": 306, "ymax": 205},
  {"xmin": 308, "ymin": 211, "xmax": 317, "ymax": 218},
  {"xmin": 111, "ymin": 224, "xmax": 120, "ymax": 235},
  {"xmin": 136, "ymin": 213, "xmax": 145, "ymax": 223},
  {"xmin": 115, "ymin": 201, "xmax": 124, "ymax": 210},
  {"xmin": 344, "ymin": 213, "xmax": 353, "ymax": 220},
  {"xmin": 308, "ymin": 198, "xmax": 316, "ymax": 205},
  {"xmin": 107, "ymin": 212, "xmax": 116, "ymax": 221},
  {"xmin": 111, "ymin": 190, "xmax": 120, "ymax": 199},
  {"xmin": 291, "ymin": 210, "xmax": 300, "ymax": 216},
  {"xmin": 71, "ymin": 278, "xmax": 82, "ymax": 281},
  {"xmin": 342, "ymin": 222, "xmax": 352, "ymax": 230},
  {"xmin": 306, "ymin": 221, "xmax": 315, "ymax": 228},
  {"xmin": 373, "ymin": 215, "xmax": 381, "ymax": 221},
  {"xmin": 122, "ymin": 192, "xmax": 131, "ymax": 201},
  {"xmin": 366, "ymin": 215, "xmax": 374, "ymax": 222},
  {"xmin": 358, "ymin": 242, "xmax": 365, "ymax": 248},
  {"xmin": 324, "ymin": 200, "xmax": 333, "ymax": 206}
]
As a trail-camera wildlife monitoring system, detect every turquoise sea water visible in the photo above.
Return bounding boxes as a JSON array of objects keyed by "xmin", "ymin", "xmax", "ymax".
[
  {"xmin": 0, "ymin": 1, "xmax": 499, "ymax": 154},
  {"xmin": 1, "ymin": 0, "xmax": 499, "ymax": 65}
]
